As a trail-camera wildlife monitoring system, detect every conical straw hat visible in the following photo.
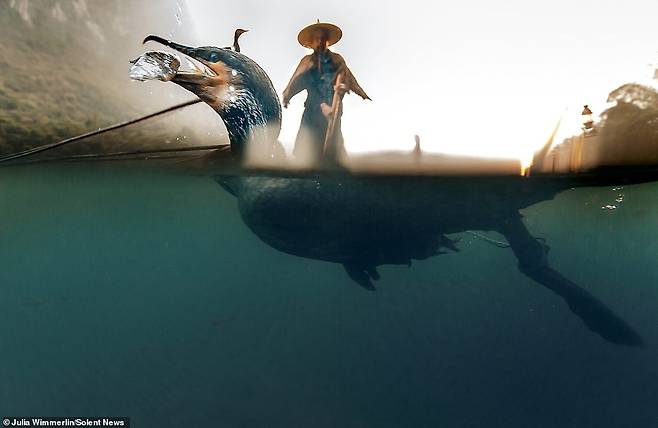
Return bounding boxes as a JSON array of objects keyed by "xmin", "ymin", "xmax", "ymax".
[{"xmin": 297, "ymin": 20, "xmax": 342, "ymax": 48}]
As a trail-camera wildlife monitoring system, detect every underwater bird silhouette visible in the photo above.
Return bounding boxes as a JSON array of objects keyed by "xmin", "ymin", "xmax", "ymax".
[{"xmin": 140, "ymin": 35, "xmax": 648, "ymax": 347}]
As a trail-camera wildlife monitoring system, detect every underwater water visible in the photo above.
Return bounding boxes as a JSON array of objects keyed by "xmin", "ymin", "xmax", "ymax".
[{"xmin": 1, "ymin": 163, "xmax": 657, "ymax": 428}]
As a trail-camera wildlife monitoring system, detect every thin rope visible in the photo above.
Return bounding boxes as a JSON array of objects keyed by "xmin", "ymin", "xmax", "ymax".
[{"xmin": 27, "ymin": 144, "xmax": 228, "ymax": 164}]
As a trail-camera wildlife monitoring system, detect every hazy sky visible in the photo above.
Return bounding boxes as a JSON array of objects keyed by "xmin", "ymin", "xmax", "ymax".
[{"xmin": 183, "ymin": 0, "xmax": 657, "ymax": 159}]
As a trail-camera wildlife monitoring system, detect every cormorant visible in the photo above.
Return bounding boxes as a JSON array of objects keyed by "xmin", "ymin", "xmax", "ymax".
[
  {"xmin": 224, "ymin": 28, "xmax": 248, "ymax": 52},
  {"xmin": 140, "ymin": 35, "xmax": 645, "ymax": 346}
]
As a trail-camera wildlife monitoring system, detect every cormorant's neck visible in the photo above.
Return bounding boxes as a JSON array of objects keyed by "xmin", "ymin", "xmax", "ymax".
[
  {"xmin": 198, "ymin": 49, "xmax": 282, "ymax": 157},
  {"xmin": 233, "ymin": 33, "xmax": 240, "ymax": 51},
  {"xmin": 219, "ymin": 87, "xmax": 281, "ymax": 156}
]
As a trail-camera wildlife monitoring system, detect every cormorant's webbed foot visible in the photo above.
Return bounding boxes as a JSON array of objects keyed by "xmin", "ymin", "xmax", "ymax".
[
  {"xmin": 498, "ymin": 214, "xmax": 644, "ymax": 347},
  {"xmin": 343, "ymin": 264, "xmax": 379, "ymax": 291}
]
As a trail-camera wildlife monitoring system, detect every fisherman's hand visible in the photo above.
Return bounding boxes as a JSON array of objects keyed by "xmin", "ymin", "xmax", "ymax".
[
  {"xmin": 335, "ymin": 83, "xmax": 348, "ymax": 95},
  {"xmin": 320, "ymin": 103, "xmax": 333, "ymax": 119}
]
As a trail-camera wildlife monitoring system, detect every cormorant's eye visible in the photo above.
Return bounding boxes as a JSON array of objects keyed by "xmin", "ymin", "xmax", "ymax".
[{"xmin": 209, "ymin": 52, "xmax": 219, "ymax": 62}]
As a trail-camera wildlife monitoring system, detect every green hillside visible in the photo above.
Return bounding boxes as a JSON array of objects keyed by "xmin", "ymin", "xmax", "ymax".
[{"xmin": 0, "ymin": 0, "xmax": 221, "ymax": 157}]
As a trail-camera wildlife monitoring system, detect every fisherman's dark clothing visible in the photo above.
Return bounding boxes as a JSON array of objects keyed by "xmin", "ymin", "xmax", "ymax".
[{"xmin": 283, "ymin": 50, "xmax": 369, "ymax": 163}]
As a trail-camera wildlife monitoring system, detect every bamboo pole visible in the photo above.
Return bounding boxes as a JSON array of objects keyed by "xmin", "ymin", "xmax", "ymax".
[
  {"xmin": 323, "ymin": 72, "xmax": 345, "ymax": 158},
  {"xmin": 0, "ymin": 99, "xmax": 202, "ymax": 163}
]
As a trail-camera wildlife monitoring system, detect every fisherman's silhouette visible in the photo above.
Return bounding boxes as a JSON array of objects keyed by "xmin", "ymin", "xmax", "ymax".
[
  {"xmin": 282, "ymin": 21, "xmax": 370, "ymax": 164},
  {"xmin": 134, "ymin": 33, "xmax": 650, "ymax": 347}
]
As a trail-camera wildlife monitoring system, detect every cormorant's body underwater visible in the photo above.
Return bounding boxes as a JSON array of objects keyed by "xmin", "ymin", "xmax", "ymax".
[{"xmin": 141, "ymin": 35, "xmax": 649, "ymax": 347}]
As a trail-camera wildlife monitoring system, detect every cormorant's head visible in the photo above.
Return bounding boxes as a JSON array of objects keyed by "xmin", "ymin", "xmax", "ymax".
[
  {"xmin": 142, "ymin": 35, "xmax": 281, "ymax": 153},
  {"xmin": 235, "ymin": 29, "xmax": 249, "ymax": 38}
]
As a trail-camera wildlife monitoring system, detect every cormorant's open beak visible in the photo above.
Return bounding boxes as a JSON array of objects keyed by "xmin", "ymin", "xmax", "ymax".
[
  {"xmin": 142, "ymin": 35, "xmax": 221, "ymax": 85},
  {"xmin": 143, "ymin": 35, "xmax": 233, "ymax": 110}
]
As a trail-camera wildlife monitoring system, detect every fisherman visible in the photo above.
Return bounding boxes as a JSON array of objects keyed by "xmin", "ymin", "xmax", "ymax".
[{"xmin": 282, "ymin": 21, "xmax": 370, "ymax": 163}]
